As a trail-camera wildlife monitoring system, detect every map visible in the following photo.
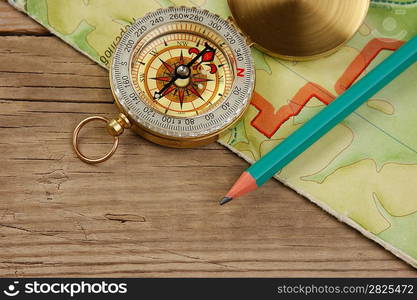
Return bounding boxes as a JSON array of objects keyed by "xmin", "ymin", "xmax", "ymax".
[{"xmin": 9, "ymin": 0, "xmax": 417, "ymax": 268}]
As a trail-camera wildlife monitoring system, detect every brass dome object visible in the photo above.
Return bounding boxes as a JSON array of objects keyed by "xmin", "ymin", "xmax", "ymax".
[{"xmin": 228, "ymin": 0, "xmax": 370, "ymax": 61}]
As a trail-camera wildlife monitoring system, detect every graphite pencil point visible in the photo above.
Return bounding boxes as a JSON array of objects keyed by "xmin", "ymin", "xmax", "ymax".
[{"xmin": 219, "ymin": 196, "xmax": 233, "ymax": 205}]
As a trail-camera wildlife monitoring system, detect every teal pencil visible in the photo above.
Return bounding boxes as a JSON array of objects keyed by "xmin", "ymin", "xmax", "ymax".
[{"xmin": 220, "ymin": 36, "xmax": 417, "ymax": 205}]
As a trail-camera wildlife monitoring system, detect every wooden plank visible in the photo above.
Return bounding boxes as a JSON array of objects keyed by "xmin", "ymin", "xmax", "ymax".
[
  {"xmin": 0, "ymin": 0, "xmax": 49, "ymax": 35},
  {"xmin": 0, "ymin": 18, "xmax": 415, "ymax": 277},
  {"xmin": 0, "ymin": 36, "xmax": 111, "ymax": 103},
  {"xmin": 0, "ymin": 100, "xmax": 415, "ymax": 277}
]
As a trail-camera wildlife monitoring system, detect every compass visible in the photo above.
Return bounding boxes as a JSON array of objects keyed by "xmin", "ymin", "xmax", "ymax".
[
  {"xmin": 73, "ymin": 6, "xmax": 254, "ymax": 162},
  {"xmin": 111, "ymin": 7, "xmax": 254, "ymax": 149},
  {"xmin": 73, "ymin": 2, "xmax": 370, "ymax": 163}
]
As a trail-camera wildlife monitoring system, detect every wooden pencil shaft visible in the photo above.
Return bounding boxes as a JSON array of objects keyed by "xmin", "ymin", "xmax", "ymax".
[{"xmin": 248, "ymin": 36, "xmax": 417, "ymax": 186}]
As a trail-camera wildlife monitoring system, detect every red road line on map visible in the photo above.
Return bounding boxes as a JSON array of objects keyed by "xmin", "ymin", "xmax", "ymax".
[
  {"xmin": 335, "ymin": 38, "xmax": 404, "ymax": 94},
  {"xmin": 251, "ymin": 83, "xmax": 335, "ymax": 138},
  {"xmin": 250, "ymin": 38, "xmax": 404, "ymax": 138}
]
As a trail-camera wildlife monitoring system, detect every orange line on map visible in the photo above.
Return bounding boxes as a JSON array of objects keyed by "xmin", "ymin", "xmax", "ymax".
[
  {"xmin": 335, "ymin": 38, "xmax": 404, "ymax": 94},
  {"xmin": 250, "ymin": 83, "xmax": 335, "ymax": 138},
  {"xmin": 250, "ymin": 38, "xmax": 404, "ymax": 138}
]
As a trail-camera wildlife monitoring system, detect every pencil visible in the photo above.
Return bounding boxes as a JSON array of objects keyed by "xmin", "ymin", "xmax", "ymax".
[{"xmin": 220, "ymin": 35, "xmax": 417, "ymax": 205}]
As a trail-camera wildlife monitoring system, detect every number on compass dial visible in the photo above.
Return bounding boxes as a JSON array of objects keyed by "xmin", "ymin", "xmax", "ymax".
[{"xmin": 130, "ymin": 23, "xmax": 234, "ymax": 118}]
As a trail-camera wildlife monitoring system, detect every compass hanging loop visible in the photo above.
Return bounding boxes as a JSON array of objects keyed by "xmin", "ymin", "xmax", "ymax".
[
  {"xmin": 106, "ymin": 113, "xmax": 132, "ymax": 137},
  {"xmin": 72, "ymin": 114, "xmax": 131, "ymax": 164}
]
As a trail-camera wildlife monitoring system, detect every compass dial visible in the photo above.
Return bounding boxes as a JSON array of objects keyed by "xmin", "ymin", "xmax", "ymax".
[
  {"xmin": 111, "ymin": 7, "xmax": 254, "ymax": 144},
  {"xmin": 131, "ymin": 28, "xmax": 233, "ymax": 118}
]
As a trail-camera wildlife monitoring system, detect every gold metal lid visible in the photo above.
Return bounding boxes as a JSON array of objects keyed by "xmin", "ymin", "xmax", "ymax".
[{"xmin": 228, "ymin": 0, "xmax": 370, "ymax": 61}]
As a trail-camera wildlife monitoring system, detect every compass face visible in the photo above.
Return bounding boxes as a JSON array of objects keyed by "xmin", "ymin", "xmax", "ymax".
[
  {"xmin": 111, "ymin": 7, "xmax": 254, "ymax": 140},
  {"xmin": 131, "ymin": 28, "xmax": 233, "ymax": 118}
]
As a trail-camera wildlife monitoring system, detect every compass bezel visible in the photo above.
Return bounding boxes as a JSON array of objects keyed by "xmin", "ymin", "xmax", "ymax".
[{"xmin": 110, "ymin": 7, "xmax": 255, "ymax": 144}]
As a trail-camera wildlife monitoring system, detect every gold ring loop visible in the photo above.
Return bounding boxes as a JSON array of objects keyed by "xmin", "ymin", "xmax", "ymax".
[{"xmin": 72, "ymin": 116, "xmax": 119, "ymax": 164}]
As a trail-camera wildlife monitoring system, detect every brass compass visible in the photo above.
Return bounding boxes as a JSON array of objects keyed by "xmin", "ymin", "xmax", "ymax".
[{"xmin": 73, "ymin": 1, "xmax": 369, "ymax": 163}]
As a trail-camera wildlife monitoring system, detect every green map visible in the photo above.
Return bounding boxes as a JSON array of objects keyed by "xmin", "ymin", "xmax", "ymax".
[{"xmin": 9, "ymin": 0, "xmax": 417, "ymax": 268}]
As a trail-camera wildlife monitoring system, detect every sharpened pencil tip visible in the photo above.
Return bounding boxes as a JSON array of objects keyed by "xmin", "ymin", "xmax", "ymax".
[{"xmin": 220, "ymin": 196, "xmax": 233, "ymax": 205}]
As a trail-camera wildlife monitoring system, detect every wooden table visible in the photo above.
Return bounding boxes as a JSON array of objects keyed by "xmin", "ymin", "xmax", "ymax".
[{"xmin": 0, "ymin": 0, "xmax": 415, "ymax": 277}]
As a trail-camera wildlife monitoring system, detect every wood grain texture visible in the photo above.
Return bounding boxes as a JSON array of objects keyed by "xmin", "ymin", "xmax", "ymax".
[
  {"xmin": 0, "ymin": 1, "xmax": 415, "ymax": 277},
  {"xmin": 0, "ymin": 1, "xmax": 48, "ymax": 35}
]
